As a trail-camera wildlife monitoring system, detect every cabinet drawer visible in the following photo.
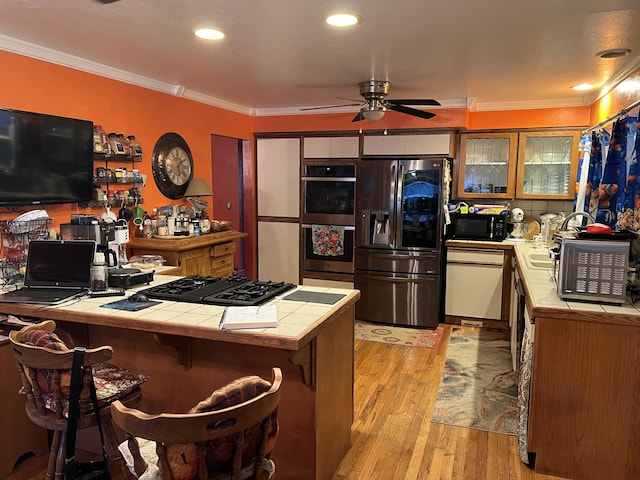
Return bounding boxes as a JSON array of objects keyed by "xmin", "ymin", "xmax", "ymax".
[
  {"xmin": 210, "ymin": 242, "xmax": 236, "ymax": 257},
  {"xmin": 211, "ymin": 254, "xmax": 234, "ymax": 277},
  {"xmin": 447, "ymin": 249, "xmax": 503, "ymax": 265}
]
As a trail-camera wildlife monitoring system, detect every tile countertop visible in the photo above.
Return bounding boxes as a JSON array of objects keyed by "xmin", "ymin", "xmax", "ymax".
[
  {"xmin": 513, "ymin": 241, "xmax": 640, "ymax": 326},
  {"xmin": 446, "ymin": 238, "xmax": 640, "ymax": 325},
  {"xmin": 0, "ymin": 274, "xmax": 361, "ymax": 351}
]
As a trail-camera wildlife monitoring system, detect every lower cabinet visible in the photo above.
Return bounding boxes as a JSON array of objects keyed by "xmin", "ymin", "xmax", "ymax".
[
  {"xmin": 127, "ymin": 231, "xmax": 245, "ymax": 278},
  {"xmin": 258, "ymin": 221, "xmax": 299, "ymax": 284},
  {"xmin": 445, "ymin": 245, "xmax": 512, "ymax": 328},
  {"xmin": 1, "ymin": 341, "xmax": 48, "ymax": 476}
]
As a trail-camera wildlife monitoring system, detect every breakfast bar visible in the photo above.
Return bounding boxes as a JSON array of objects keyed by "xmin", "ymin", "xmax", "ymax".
[{"xmin": 0, "ymin": 277, "xmax": 360, "ymax": 480}]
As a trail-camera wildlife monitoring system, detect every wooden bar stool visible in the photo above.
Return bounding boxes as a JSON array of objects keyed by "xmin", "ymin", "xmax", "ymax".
[
  {"xmin": 9, "ymin": 320, "xmax": 147, "ymax": 480},
  {"xmin": 111, "ymin": 367, "xmax": 282, "ymax": 480}
]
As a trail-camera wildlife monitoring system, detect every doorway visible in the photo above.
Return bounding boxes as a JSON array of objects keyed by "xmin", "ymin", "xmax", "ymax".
[{"xmin": 211, "ymin": 135, "xmax": 255, "ymax": 278}]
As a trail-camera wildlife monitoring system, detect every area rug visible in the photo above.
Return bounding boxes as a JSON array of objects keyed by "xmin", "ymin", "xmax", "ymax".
[
  {"xmin": 354, "ymin": 321, "xmax": 444, "ymax": 349},
  {"xmin": 431, "ymin": 327, "xmax": 517, "ymax": 435}
]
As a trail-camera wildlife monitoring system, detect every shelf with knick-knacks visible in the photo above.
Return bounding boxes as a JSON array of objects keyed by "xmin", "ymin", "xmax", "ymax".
[{"xmin": 90, "ymin": 125, "xmax": 146, "ymax": 208}]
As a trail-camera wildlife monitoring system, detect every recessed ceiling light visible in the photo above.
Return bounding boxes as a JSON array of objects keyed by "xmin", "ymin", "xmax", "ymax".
[
  {"xmin": 572, "ymin": 83, "xmax": 595, "ymax": 91},
  {"xmin": 194, "ymin": 28, "xmax": 226, "ymax": 40},
  {"xmin": 325, "ymin": 13, "xmax": 360, "ymax": 27},
  {"xmin": 595, "ymin": 48, "xmax": 631, "ymax": 59}
]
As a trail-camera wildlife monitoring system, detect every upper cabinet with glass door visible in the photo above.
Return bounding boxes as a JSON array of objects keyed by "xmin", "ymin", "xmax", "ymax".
[
  {"xmin": 516, "ymin": 131, "xmax": 580, "ymax": 199},
  {"xmin": 457, "ymin": 133, "xmax": 518, "ymax": 199}
]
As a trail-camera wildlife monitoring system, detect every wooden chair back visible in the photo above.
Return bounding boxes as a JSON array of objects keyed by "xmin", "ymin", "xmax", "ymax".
[
  {"xmin": 110, "ymin": 367, "xmax": 283, "ymax": 480},
  {"xmin": 9, "ymin": 320, "xmax": 140, "ymax": 480},
  {"xmin": 9, "ymin": 320, "xmax": 113, "ymax": 431}
]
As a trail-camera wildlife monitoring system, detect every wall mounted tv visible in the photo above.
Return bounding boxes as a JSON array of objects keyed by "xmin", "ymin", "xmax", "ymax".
[{"xmin": 0, "ymin": 107, "xmax": 93, "ymax": 207}]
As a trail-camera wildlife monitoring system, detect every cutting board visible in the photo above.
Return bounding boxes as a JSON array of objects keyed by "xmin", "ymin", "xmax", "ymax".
[{"xmin": 282, "ymin": 291, "xmax": 346, "ymax": 305}]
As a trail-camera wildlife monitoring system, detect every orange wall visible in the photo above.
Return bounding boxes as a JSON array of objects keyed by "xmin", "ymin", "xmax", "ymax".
[
  {"xmin": 0, "ymin": 50, "xmax": 253, "ymax": 228},
  {"xmin": 590, "ymin": 67, "xmax": 640, "ymax": 125}
]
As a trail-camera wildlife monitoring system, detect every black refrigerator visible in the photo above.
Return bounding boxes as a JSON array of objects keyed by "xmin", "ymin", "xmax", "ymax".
[{"xmin": 354, "ymin": 157, "xmax": 450, "ymax": 328}]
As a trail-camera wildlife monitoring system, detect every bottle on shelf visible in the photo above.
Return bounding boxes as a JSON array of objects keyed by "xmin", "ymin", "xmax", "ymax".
[
  {"xmin": 108, "ymin": 132, "xmax": 125, "ymax": 155},
  {"xmin": 93, "ymin": 125, "xmax": 109, "ymax": 154},
  {"xmin": 127, "ymin": 135, "xmax": 143, "ymax": 157},
  {"xmin": 118, "ymin": 134, "xmax": 131, "ymax": 156}
]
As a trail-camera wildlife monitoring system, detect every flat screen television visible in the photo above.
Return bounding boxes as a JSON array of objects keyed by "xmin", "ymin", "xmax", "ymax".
[{"xmin": 0, "ymin": 107, "xmax": 93, "ymax": 207}]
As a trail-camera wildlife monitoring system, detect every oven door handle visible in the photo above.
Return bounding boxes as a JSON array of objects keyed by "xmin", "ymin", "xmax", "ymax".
[
  {"xmin": 301, "ymin": 177, "xmax": 356, "ymax": 182},
  {"xmin": 302, "ymin": 224, "xmax": 355, "ymax": 230},
  {"xmin": 356, "ymin": 272, "xmax": 436, "ymax": 283}
]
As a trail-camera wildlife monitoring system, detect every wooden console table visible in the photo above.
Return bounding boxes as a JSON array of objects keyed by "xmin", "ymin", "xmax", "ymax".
[{"xmin": 127, "ymin": 230, "xmax": 247, "ymax": 277}]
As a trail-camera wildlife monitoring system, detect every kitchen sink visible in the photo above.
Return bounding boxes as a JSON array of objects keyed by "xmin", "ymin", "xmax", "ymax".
[{"xmin": 525, "ymin": 252, "xmax": 555, "ymax": 270}]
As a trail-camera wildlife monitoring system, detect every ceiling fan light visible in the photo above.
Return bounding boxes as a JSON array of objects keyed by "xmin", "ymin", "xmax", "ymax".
[{"xmin": 362, "ymin": 109, "xmax": 386, "ymax": 121}]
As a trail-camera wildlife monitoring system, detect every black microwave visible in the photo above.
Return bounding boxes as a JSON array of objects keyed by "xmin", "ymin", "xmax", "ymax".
[{"xmin": 447, "ymin": 212, "xmax": 508, "ymax": 241}]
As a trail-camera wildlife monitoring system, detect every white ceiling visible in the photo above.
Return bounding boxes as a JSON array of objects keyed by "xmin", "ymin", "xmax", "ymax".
[{"xmin": 2, "ymin": 0, "xmax": 640, "ymax": 117}]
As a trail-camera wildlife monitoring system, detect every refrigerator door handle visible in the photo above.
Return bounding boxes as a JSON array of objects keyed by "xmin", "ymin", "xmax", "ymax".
[
  {"xmin": 394, "ymin": 163, "xmax": 404, "ymax": 247},
  {"xmin": 388, "ymin": 164, "xmax": 396, "ymax": 248},
  {"xmin": 360, "ymin": 251, "xmax": 438, "ymax": 260}
]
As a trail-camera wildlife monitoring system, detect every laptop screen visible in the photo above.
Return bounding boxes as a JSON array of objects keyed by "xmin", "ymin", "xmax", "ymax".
[{"xmin": 25, "ymin": 240, "xmax": 96, "ymax": 288}]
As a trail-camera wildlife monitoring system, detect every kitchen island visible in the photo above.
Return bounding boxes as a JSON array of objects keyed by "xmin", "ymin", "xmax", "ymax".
[
  {"xmin": 513, "ymin": 241, "xmax": 640, "ymax": 480},
  {"xmin": 0, "ymin": 276, "xmax": 360, "ymax": 480}
]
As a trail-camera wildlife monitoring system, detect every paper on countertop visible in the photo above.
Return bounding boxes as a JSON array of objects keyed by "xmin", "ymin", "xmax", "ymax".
[{"xmin": 220, "ymin": 305, "xmax": 278, "ymax": 330}]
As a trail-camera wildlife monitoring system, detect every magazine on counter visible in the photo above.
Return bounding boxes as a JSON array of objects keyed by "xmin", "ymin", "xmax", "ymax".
[{"xmin": 219, "ymin": 305, "xmax": 278, "ymax": 330}]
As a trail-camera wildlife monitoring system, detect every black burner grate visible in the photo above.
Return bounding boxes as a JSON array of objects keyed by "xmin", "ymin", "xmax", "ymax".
[{"xmin": 138, "ymin": 276, "xmax": 295, "ymax": 306}]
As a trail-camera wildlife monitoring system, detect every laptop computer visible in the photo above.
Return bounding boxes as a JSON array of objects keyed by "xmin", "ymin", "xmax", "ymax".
[{"xmin": 0, "ymin": 240, "xmax": 96, "ymax": 304}]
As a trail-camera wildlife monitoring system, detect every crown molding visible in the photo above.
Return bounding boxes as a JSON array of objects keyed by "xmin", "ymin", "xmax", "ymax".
[
  {"xmin": 0, "ymin": 34, "xmax": 251, "ymax": 115},
  {"xmin": 474, "ymin": 97, "xmax": 589, "ymax": 111}
]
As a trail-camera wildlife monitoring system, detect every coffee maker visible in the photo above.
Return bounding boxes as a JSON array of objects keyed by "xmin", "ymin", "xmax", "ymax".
[
  {"xmin": 59, "ymin": 218, "xmax": 124, "ymax": 266},
  {"xmin": 510, "ymin": 208, "xmax": 527, "ymax": 240}
]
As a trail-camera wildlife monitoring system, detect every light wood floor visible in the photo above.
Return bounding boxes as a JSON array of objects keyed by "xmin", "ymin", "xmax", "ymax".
[
  {"xmin": 7, "ymin": 324, "xmax": 565, "ymax": 480},
  {"xmin": 334, "ymin": 324, "xmax": 565, "ymax": 480}
]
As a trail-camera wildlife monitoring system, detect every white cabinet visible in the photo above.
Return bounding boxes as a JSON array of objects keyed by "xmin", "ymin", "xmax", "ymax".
[
  {"xmin": 303, "ymin": 136, "xmax": 359, "ymax": 158},
  {"xmin": 363, "ymin": 133, "xmax": 453, "ymax": 156},
  {"xmin": 257, "ymin": 221, "xmax": 299, "ymax": 284},
  {"xmin": 256, "ymin": 138, "xmax": 300, "ymax": 217},
  {"xmin": 445, "ymin": 248, "xmax": 504, "ymax": 321}
]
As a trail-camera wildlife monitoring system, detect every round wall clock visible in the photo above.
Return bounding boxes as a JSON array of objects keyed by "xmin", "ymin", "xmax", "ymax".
[{"xmin": 151, "ymin": 132, "xmax": 194, "ymax": 199}]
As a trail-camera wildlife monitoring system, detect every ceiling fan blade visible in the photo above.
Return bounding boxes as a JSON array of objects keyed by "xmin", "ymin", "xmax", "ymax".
[
  {"xmin": 387, "ymin": 99, "xmax": 441, "ymax": 106},
  {"xmin": 388, "ymin": 104, "xmax": 436, "ymax": 120},
  {"xmin": 301, "ymin": 103, "xmax": 363, "ymax": 111},
  {"xmin": 336, "ymin": 96, "xmax": 363, "ymax": 103},
  {"xmin": 351, "ymin": 112, "xmax": 365, "ymax": 122}
]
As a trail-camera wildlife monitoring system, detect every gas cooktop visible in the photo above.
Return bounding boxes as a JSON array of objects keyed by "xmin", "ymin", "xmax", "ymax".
[{"xmin": 138, "ymin": 275, "xmax": 296, "ymax": 306}]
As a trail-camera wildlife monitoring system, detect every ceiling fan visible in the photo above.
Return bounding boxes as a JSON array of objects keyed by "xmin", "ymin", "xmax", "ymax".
[{"xmin": 302, "ymin": 80, "xmax": 441, "ymax": 122}]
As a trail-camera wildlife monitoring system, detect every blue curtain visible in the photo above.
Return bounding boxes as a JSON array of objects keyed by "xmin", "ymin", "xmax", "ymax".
[{"xmin": 575, "ymin": 110, "xmax": 639, "ymax": 230}]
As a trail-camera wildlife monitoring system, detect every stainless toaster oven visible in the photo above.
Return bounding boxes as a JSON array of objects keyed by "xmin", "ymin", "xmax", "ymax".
[{"xmin": 556, "ymin": 239, "xmax": 629, "ymax": 304}]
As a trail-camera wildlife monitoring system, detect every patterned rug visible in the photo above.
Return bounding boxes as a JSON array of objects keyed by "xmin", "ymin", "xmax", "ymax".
[
  {"xmin": 431, "ymin": 327, "xmax": 517, "ymax": 435},
  {"xmin": 354, "ymin": 321, "xmax": 444, "ymax": 349}
]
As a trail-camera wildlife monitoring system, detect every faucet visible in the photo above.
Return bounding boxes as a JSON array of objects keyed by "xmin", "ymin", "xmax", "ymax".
[{"xmin": 560, "ymin": 211, "xmax": 596, "ymax": 231}]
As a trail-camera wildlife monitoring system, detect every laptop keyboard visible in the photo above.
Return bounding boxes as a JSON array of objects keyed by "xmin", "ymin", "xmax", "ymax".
[{"xmin": 1, "ymin": 288, "xmax": 83, "ymax": 302}]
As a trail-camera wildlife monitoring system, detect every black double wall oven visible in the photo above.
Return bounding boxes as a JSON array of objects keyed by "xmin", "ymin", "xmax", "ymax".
[{"xmin": 302, "ymin": 163, "xmax": 356, "ymax": 275}]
